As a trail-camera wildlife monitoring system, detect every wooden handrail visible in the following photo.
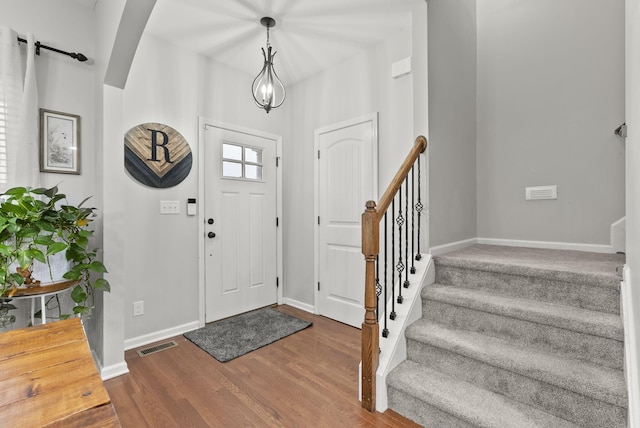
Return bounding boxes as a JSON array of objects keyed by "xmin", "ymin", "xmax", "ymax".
[
  {"xmin": 361, "ymin": 135, "xmax": 427, "ymax": 412},
  {"xmin": 377, "ymin": 136, "xmax": 427, "ymax": 217}
]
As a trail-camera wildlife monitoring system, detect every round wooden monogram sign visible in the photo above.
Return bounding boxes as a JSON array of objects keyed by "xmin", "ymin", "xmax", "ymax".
[{"xmin": 124, "ymin": 123, "xmax": 193, "ymax": 188}]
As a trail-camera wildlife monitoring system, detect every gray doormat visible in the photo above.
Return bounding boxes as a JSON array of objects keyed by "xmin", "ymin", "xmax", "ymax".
[{"xmin": 184, "ymin": 307, "xmax": 312, "ymax": 362}]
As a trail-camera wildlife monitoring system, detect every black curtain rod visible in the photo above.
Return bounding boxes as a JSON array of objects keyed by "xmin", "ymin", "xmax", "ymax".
[{"xmin": 17, "ymin": 37, "xmax": 88, "ymax": 63}]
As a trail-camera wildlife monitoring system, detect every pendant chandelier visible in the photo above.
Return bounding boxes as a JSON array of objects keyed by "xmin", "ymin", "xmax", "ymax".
[{"xmin": 252, "ymin": 17, "xmax": 286, "ymax": 113}]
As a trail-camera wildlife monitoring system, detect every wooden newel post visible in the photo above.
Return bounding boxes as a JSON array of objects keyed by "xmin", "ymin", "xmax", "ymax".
[{"xmin": 361, "ymin": 200, "xmax": 380, "ymax": 411}]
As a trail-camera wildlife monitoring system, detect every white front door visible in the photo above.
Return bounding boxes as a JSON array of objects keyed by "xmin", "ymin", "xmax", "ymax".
[
  {"xmin": 316, "ymin": 114, "xmax": 378, "ymax": 328},
  {"xmin": 204, "ymin": 125, "xmax": 278, "ymax": 322}
]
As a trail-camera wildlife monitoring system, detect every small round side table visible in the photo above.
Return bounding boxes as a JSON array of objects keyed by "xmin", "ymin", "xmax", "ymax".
[{"xmin": 7, "ymin": 280, "xmax": 79, "ymax": 325}]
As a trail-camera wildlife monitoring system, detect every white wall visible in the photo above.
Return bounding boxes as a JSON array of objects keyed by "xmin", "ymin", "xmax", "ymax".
[
  {"xmin": 0, "ymin": 0, "xmax": 97, "ymax": 202},
  {"xmin": 282, "ymin": 16, "xmax": 417, "ymax": 307},
  {"xmin": 476, "ymin": 0, "xmax": 625, "ymax": 245},
  {"xmin": 0, "ymin": 0, "xmax": 97, "ymax": 328},
  {"xmin": 427, "ymin": 0, "xmax": 478, "ymax": 247},
  {"xmin": 625, "ymin": 0, "xmax": 640, "ymax": 423},
  {"xmin": 121, "ymin": 33, "xmax": 283, "ymax": 342}
]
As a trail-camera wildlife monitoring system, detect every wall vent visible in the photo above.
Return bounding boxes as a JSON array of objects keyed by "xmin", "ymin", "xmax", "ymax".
[
  {"xmin": 136, "ymin": 340, "xmax": 178, "ymax": 357},
  {"xmin": 525, "ymin": 185, "xmax": 557, "ymax": 201}
]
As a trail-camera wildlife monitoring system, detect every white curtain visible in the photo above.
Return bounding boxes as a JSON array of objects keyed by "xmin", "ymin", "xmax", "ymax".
[{"xmin": 0, "ymin": 27, "xmax": 40, "ymax": 191}]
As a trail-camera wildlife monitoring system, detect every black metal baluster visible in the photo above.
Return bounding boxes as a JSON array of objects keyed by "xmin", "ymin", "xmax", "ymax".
[
  {"xmin": 404, "ymin": 178, "xmax": 410, "ymax": 288},
  {"xmin": 410, "ymin": 165, "xmax": 416, "ymax": 274},
  {"xmin": 415, "ymin": 155, "xmax": 423, "ymax": 261},
  {"xmin": 396, "ymin": 192, "xmax": 405, "ymax": 304},
  {"xmin": 390, "ymin": 199, "xmax": 396, "ymax": 320},
  {"xmin": 382, "ymin": 213, "xmax": 389, "ymax": 338}
]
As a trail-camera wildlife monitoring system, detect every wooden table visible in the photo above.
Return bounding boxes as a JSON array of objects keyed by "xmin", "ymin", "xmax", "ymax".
[{"xmin": 0, "ymin": 318, "xmax": 120, "ymax": 427}]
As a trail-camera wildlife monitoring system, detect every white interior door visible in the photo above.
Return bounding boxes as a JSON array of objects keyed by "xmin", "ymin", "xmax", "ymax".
[
  {"xmin": 316, "ymin": 114, "xmax": 378, "ymax": 328},
  {"xmin": 204, "ymin": 125, "xmax": 278, "ymax": 322}
]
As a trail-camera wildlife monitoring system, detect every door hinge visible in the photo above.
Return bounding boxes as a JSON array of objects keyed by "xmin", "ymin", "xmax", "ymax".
[
  {"xmin": 317, "ymin": 282, "xmax": 320, "ymax": 291},
  {"xmin": 277, "ymin": 277, "xmax": 279, "ymax": 288},
  {"xmin": 276, "ymin": 156, "xmax": 280, "ymax": 167},
  {"xmin": 317, "ymin": 216, "xmax": 320, "ymax": 225},
  {"xmin": 317, "ymin": 150, "xmax": 320, "ymax": 159},
  {"xmin": 276, "ymin": 217, "xmax": 279, "ymax": 227}
]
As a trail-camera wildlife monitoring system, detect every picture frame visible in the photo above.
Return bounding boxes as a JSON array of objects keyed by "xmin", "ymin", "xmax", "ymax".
[{"xmin": 40, "ymin": 109, "xmax": 81, "ymax": 174}]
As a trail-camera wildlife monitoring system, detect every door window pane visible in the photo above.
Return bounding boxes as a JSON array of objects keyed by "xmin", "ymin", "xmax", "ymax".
[
  {"xmin": 244, "ymin": 147, "xmax": 262, "ymax": 164},
  {"xmin": 222, "ymin": 161, "xmax": 242, "ymax": 178},
  {"xmin": 245, "ymin": 164, "xmax": 263, "ymax": 180},
  {"xmin": 222, "ymin": 143, "xmax": 242, "ymax": 161}
]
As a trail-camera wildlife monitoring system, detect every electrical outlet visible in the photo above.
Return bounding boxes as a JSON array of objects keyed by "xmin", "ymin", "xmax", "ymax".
[
  {"xmin": 133, "ymin": 300, "xmax": 144, "ymax": 317},
  {"xmin": 160, "ymin": 200, "xmax": 180, "ymax": 215}
]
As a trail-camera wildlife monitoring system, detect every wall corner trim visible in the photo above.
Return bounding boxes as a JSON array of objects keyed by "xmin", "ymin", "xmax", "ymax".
[
  {"xmin": 282, "ymin": 298, "xmax": 315, "ymax": 314},
  {"xmin": 622, "ymin": 266, "xmax": 640, "ymax": 428},
  {"xmin": 99, "ymin": 361, "xmax": 129, "ymax": 381}
]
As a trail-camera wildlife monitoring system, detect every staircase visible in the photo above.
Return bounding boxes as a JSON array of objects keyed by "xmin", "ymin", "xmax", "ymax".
[{"xmin": 387, "ymin": 244, "xmax": 628, "ymax": 427}]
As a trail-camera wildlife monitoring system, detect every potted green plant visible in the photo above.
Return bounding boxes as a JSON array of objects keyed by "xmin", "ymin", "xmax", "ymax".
[{"xmin": 0, "ymin": 186, "xmax": 110, "ymax": 327}]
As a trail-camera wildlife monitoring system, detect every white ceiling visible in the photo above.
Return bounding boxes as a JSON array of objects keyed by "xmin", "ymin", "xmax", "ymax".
[{"xmin": 144, "ymin": 0, "xmax": 424, "ymax": 86}]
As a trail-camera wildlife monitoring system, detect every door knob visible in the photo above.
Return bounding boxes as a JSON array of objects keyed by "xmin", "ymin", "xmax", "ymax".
[{"xmin": 208, "ymin": 232, "xmax": 216, "ymax": 239}]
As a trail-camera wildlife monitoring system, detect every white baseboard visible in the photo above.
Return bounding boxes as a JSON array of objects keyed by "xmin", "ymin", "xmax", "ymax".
[
  {"xmin": 99, "ymin": 361, "xmax": 129, "ymax": 381},
  {"xmin": 622, "ymin": 266, "xmax": 640, "ymax": 428},
  {"xmin": 430, "ymin": 236, "xmax": 618, "ymax": 256},
  {"xmin": 124, "ymin": 320, "xmax": 200, "ymax": 351},
  {"xmin": 429, "ymin": 238, "xmax": 477, "ymax": 256},
  {"xmin": 282, "ymin": 298, "xmax": 315, "ymax": 314},
  {"xmin": 476, "ymin": 238, "xmax": 615, "ymax": 254},
  {"xmin": 611, "ymin": 217, "xmax": 626, "ymax": 254}
]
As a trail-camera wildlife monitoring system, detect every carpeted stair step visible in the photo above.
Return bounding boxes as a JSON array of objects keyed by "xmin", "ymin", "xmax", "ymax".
[
  {"xmin": 387, "ymin": 360, "xmax": 580, "ymax": 428},
  {"xmin": 434, "ymin": 245, "xmax": 623, "ymax": 314},
  {"xmin": 405, "ymin": 320, "xmax": 627, "ymax": 428},
  {"xmin": 422, "ymin": 284, "xmax": 624, "ymax": 369}
]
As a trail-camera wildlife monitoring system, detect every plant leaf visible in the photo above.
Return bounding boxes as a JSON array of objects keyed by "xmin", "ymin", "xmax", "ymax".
[
  {"xmin": 35, "ymin": 221, "xmax": 56, "ymax": 233},
  {"xmin": 88, "ymin": 260, "xmax": 108, "ymax": 273},
  {"xmin": 0, "ymin": 244, "xmax": 12, "ymax": 257},
  {"xmin": 2, "ymin": 203, "xmax": 27, "ymax": 216},
  {"xmin": 34, "ymin": 235, "xmax": 55, "ymax": 246},
  {"xmin": 63, "ymin": 269, "xmax": 82, "ymax": 280},
  {"xmin": 46, "ymin": 242, "xmax": 67, "ymax": 256},
  {"xmin": 77, "ymin": 195, "xmax": 93, "ymax": 208},
  {"xmin": 3, "ymin": 187, "xmax": 27, "ymax": 196},
  {"xmin": 43, "ymin": 186, "xmax": 59, "ymax": 198},
  {"xmin": 93, "ymin": 278, "xmax": 111, "ymax": 292},
  {"xmin": 73, "ymin": 306, "xmax": 91, "ymax": 315},
  {"xmin": 9, "ymin": 273, "xmax": 24, "ymax": 285},
  {"xmin": 26, "ymin": 248, "xmax": 45, "ymax": 264},
  {"xmin": 75, "ymin": 236, "xmax": 89, "ymax": 250},
  {"xmin": 18, "ymin": 225, "xmax": 40, "ymax": 239},
  {"xmin": 70, "ymin": 285, "xmax": 87, "ymax": 303}
]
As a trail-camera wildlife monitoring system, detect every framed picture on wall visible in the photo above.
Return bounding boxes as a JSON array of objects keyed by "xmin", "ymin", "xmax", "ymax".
[{"xmin": 39, "ymin": 109, "xmax": 81, "ymax": 174}]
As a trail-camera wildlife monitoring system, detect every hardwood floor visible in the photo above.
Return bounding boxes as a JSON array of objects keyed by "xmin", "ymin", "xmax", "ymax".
[{"xmin": 105, "ymin": 305, "xmax": 420, "ymax": 427}]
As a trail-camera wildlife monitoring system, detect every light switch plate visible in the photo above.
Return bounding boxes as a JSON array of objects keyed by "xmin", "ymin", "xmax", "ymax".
[{"xmin": 160, "ymin": 200, "xmax": 180, "ymax": 214}]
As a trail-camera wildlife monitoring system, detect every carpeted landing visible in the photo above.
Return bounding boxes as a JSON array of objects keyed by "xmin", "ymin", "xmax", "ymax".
[{"xmin": 387, "ymin": 244, "xmax": 627, "ymax": 427}]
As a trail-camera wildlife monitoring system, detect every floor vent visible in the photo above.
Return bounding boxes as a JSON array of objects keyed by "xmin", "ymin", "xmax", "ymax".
[{"xmin": 137, "ymin": 340, "xmax": 178, "ymax": 357}]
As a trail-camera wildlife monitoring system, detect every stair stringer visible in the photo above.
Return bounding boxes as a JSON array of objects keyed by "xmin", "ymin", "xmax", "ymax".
[{"xmin": 372, "ymin": 255, "xmax": 434, "ymax": 412}]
